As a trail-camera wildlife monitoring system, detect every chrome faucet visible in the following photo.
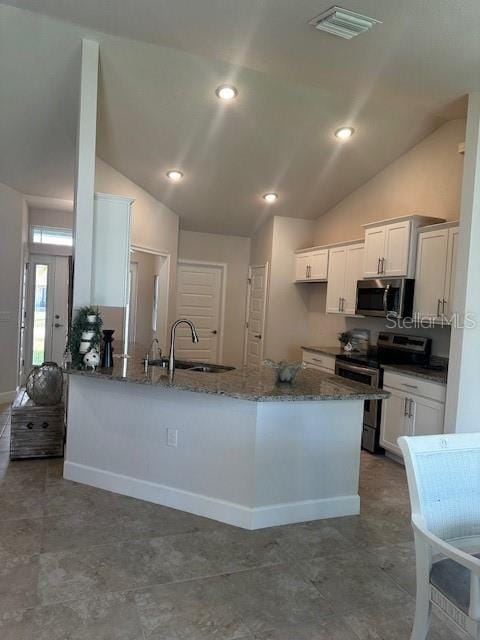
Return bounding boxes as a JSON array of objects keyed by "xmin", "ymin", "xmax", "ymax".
[{"xmin": 169, "ymin": 319, "xmax": 199, "ymax": 376}]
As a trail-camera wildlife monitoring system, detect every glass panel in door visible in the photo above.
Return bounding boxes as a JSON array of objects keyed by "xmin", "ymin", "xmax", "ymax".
[{"xmin": 32, "ymin": 263, "xmax": 48, "ymax": 365}]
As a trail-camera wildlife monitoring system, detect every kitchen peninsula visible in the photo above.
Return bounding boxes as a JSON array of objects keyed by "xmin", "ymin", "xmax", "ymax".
[{"xmin": 65, "ymin": 356, "xmax": 387, "ymax": 529}]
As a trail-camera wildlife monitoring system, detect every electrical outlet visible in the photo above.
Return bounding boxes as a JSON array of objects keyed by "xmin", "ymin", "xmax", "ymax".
[{"xmin": 166, "ymin": 428, "xmax": 178, "ymax": 447}]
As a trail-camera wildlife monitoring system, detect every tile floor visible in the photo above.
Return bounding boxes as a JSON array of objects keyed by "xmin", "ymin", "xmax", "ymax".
[{"xmin": 0, "ymin": 402, "xmax": 467, "ymax": 639}]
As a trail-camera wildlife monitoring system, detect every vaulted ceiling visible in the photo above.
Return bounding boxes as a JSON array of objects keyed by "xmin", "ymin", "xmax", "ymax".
[{"xmin": 0, "ymin": 1, "xmax": 476, "ymax": 235}]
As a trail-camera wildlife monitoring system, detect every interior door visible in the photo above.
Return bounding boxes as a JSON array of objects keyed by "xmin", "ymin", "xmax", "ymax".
[
  {"xmin": 363, "ymin": 227, "xmax": 385, "ymax": 277},
  {"xmin": 326, "ymin": 247, "xmax": 346, "ymax": 313},
  {"xmin": 380, "ymin": 387, "xmax": 408, "ymax": 456},
  {"xmin": 175, "ymin": 263, "xmax": 223, "ymax": 363},
  {"xmin": 25, "ymin": 254, "xmax": 69, "ymax": 371},
  {"xmin": 343, "ymin": 244, "xmax": 364, "ymax": 315},
  {"xmin": 413, "ymin": 229, "xmax": 448, "ymax": 319},
  {"xmin": 245, "ymin": 264, "xmax": 268, "ymax": 367},
  {"xmin": 384, "ymin": 220, "xmax": 411, "ymax": 277}
]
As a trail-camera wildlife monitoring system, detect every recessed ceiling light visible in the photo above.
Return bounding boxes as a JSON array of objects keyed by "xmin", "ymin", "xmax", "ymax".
[
  {"xmin": 263, "ymin": 192, "xmax": 278, "ymax": 203},
  {"xmin": 166, "ymin": 170, "xmax": 184, "ymax": 182},
  {"xmin": 215, "ymin": 84, "xmax": 238, "ymax": 101},
  {"xmin": 335, "ymin": 126, "xmax": 355, "ymax": 140}
]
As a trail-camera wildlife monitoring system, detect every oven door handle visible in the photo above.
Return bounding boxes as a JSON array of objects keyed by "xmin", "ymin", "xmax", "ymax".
[{"xmin": 335, "ymin": 362, "xmax": 379, "ymax": 385}]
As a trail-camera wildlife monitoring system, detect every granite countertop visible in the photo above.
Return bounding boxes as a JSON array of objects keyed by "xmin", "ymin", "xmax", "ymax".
[
  {"xmin": 67, "ymin": 349, "xmax": 388, "ymax": 403},
  {"xmin": 301, "ymin": 345, "xmax": 343, "ymax": 357},
  {"xmin": 381, "ymin": 361, "xmax": 448, "ymax": 385}
]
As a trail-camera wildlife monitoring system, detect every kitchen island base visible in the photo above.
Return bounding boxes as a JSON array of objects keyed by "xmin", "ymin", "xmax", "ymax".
[{"xmin": 65, "ymin": 376, "xmax": 365, "ymax": 529}]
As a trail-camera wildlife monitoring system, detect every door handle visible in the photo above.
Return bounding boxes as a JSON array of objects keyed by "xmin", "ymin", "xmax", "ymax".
[
  {"xmin": 254, "ymin": 334, "xmax": 262, "ymax": 339},
  {"xmin": 54, "ymin": 323, "xmax": 64, "ymax": 328},
  {"xmin": 211, "ymin": 330, "xmax": 217, "ymax": 335},
  {"xmin": 408, "ymin": 399, "xmax": 414, "ymax": 419}
]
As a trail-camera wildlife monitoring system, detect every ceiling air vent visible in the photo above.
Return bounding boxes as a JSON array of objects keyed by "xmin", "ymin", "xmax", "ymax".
[{"xmin": 309, "ymin": 6, "xmax": 381, "ymax": 39}]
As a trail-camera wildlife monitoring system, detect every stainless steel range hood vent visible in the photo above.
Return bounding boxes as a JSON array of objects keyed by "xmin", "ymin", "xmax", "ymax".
[{"xmin": 309, "ymin": 6, "xmax": 382, "ymax": 40}]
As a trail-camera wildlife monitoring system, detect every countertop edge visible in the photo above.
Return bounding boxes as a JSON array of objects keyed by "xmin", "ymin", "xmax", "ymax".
[{"xmin": 66, "ymin": 368, "xmax": 389, "ymax": 402}]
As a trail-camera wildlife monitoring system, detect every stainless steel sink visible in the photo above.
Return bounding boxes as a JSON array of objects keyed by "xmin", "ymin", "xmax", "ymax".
[{"xmin": 146, "ymin": 358, "xmax": 234, "ymax": 373}]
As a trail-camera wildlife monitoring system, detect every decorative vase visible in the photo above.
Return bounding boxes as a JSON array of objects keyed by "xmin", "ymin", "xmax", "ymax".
[
  {"xmin": 83, "ymin": 348, "xmax": 100, "ymax": 370},
  {"xmin": 87, "ymin": 314, "xmax": 97, "ymax": 324},
  {"xmin": 263, "ymin": 359, "xmax": 305, "ymax": 384},
  {"xmin": 81, "ymin": 331, "xmax": 95, "ymax": 341},
  {"xmin": 101, "ymin": 330, "xmax": 115, "ymax": 368},
  {"xmin": 26, "ymin": 362, "xmax": 63, "ymax": 406}
]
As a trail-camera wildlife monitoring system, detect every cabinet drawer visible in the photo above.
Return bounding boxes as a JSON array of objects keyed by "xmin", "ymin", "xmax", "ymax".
[
  {"xmin": 302, "ymin": 351, "xmax": 336, "ymax": 372},
  {"xmin": 383, "ymin": 371, "xmax": 446, "ymax": 403}
]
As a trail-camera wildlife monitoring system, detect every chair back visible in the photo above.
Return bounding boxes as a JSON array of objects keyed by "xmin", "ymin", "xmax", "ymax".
[{"xmin": 399, "ymin": 433, "xmax": 480, "ymax": 541}]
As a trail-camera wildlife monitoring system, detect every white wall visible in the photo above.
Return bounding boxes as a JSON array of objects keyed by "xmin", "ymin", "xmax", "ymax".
[
  {"xmin": 0, "ymin": 181, "xmax": 26, "ymax": 399},
  {"xmin": 178, "ymin": 230, "xmax": 251, "ymax": 367},
  {"xmin": 251, "ymin": 216, "xmax": 315, "ymax": 362},
  {"xmin": 95, "ymin": 158, "xmax": 180, "ymax": 333},
  {"xmin": 306, "ymin": 119, "xmax": 466, "ymax": 355},
  {"xmin": 29, "ymin": 207, "xmax": 73, "ymax": 230}
]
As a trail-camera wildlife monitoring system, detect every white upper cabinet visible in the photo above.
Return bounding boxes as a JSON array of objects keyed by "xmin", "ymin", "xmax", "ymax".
[
  {"xmin": 294, "ymin": 248, "xmax": 328, "ymax": 282},
  {"xmin": 363, "ymin": 220, "xmax": 410, "ymax": 277},
  {"xmin": 362, "ymin": 215, "xmax": 444, "ymax": 279},
  {"xmin": 326, "ymin": 242, "xmax": 364, "ymax": 314},
  {"xmin": 384, "ymin": 220, "xmax": 411, "ymax": 277},
  {"xmin": 326, "ymin": 246, "xmax": 347, "ymax": 313},
  {"xmin": 363, "ymin": 226, "xmax": 387, "ymax": 277},
  {"xmin": 343, "ymin": 243, "xmax": 364, "ymax": 315},
  {"xmin": 413, "ymin": 224, "xmax": 459, "ymax": 321}
]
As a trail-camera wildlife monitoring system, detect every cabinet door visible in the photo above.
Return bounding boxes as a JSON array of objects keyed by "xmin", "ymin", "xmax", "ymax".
[
  {"xmin": 443, "ymin": 227, "xmax": 459, "ymax": 318},
  {"xmin": 413, "ymin": 229, "xmax": 448, "ymax": 319},
  {"xmin": 380, "ymin": 387, "xmax": 408, "ymax": 456},
  {"xmin": 409, "ymin": 395, "xmax": 444, "ymax": 438},
  {"xmin": 343, "ymin": 244, "xmax": 364, "ymax": 315},
  {"xmin": 295, "ymin": 255, "xmax": 310, "ymax": 281},
  {"xmin": 384, "ymin": 220, "xmax": 411, "ymax": 277},
  {"xmin": 309, "ymin": 250, "xmax": 329, "ymax": 281},
  {"xmin": 363, "ymin": 227, "xmax": 386, "ymax": 277},
  {"xmin": 326, "ymin": 247, "xmax": 346, "ymax": 313}
]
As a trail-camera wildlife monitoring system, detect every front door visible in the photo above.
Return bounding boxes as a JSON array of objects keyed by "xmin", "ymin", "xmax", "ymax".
[
  {"xmin": 175, "ymin": 263, "xmax": 223, "ymax": 363},
  {"xmin": 244, "ymin": 264, "xmax": 268, "ymax": 367},
  {"xmin": 24, "ymin": 255, "xmax": 69, "ymax": 373}
]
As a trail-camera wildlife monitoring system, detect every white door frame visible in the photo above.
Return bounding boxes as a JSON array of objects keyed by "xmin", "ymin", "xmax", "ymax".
[
  {"xmin": 243, "ymin": 262, "xmax": 269, "ymax": 366},
  {"xmin": 128, "ymin": 244, "xmax": 171, "ymax": 352},
  {"xmin": 177, "ymin": 259, "xmax": 227, "ymax": 363}
]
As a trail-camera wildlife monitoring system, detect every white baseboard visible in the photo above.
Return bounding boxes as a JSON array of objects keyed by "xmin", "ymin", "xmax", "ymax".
[
  {"xmin": 0, "ymin": 390, "xmax": 16, "ymax": 404},
  {"xmin": 64, "ymin": 461, "xmax": 360, "ymax": 529}
]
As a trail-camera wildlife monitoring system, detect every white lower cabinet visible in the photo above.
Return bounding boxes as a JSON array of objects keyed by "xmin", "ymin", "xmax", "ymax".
[
  {"xmin": 380, "ymin": 371, "xmax": 445, "ymax": 457},
  {"xmin": 302, "ymin": 350, "xmax": 336, "ymax": 374}
]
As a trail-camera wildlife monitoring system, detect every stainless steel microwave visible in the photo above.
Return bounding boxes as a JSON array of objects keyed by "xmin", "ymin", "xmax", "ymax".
[{"xmin": 355, "ymin": 278, "xmax": 415, "ymax": 318}]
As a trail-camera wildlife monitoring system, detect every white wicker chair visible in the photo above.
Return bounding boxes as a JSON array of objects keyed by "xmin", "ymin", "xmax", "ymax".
[{"xmin": 399, "ymin": 433, "xmax": 480, "ymax": 640}]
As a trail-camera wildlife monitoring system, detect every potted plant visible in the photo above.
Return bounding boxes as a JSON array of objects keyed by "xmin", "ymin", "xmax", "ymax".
[{"xmin": 66, "ymin": 306, "xmax": 103, "ymax": 368}]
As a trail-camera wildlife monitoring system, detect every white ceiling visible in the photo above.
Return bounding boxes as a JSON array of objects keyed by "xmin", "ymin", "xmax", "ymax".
[{"xmin": 0, "ymin": 1, "xmax": 476, "ymax": 235}]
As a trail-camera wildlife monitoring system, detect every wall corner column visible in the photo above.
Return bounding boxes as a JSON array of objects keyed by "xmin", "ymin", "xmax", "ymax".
[
  {"xmin": 72, "ymin": 38, "xmax": 99, "ymax": 309},
  {"xmin": 444, "ymin": 92, "xmax": 480, "ymax": 432}
]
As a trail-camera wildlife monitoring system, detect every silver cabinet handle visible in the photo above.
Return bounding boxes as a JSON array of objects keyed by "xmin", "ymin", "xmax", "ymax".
[
  {"xmin": 437, "ymin": 299, "xmax": 441, "ymax": 317},
  {"xmin": 338, "ymin": 297, "xmax": 341, "ymax": 312},
  {"xmin": 381, "ymin": 257, "xmax": 385, "ymax": 273},
  {"xmin": 404, "ymin": 397, "xmax": 408, "ymax": 416},
  {"xmin": 402, "ymin": 383, "xmax": 418, "ymax": 389},
  {"xmin": 341, "ymin": 297, "xmax": 345, "ymax": 312},
  {"xmin": 377, "ymin": 258, "xmax": 381, "ymax": 274},
  {"xmin": 408, "ymin": 398, "xmax": 414, "ymax": 418},
  {"xmin": 442, "ymin": 299, "xmax": 447, "ymax": 315},
  {"xmin": 312, "ymin": 358, "xmax": 323, "ymax": 364}
]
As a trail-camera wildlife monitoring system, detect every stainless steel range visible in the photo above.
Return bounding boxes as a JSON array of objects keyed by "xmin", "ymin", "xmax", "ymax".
[{"xmin": 335, "ymin": 332, "xmax": 432, "ymax": 453}]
